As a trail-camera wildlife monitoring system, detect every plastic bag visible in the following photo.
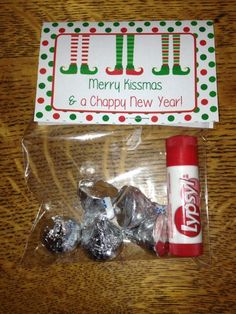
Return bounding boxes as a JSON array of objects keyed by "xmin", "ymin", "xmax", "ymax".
[{"xmin": 22, "ymin": 123, "xmax": 210, "ymax": 266}]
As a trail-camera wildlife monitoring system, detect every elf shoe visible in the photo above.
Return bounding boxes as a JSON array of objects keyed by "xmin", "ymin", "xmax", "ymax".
[
  {"xmin": 172, "ymin": 65, "xmax": 190, "ymax": 75},
  {"xmin": 80, "ymin": 64, "xmax": 98, "ymax": 75},
  {"xmin": 152, "ymin": 65, "xmax": 170, "ymax": 75},
  {"xmin": 60, "ymin": 63, "xmax": 78, "ymax": 74}
]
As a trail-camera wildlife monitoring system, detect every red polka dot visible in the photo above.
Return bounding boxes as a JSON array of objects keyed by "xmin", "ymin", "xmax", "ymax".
[
  {"xmin": 86, "ymin": 114, "xmax": 93, "ymax": 121},
  {"xmin": 42, "ymin": 40, "xmax": 49, "ymax": 46},
  {"xmin": 53, "ymin": 113, "xmax": 60, "ymax": 119},
  {"xmin": 201, "ymin": 99, "xmax": 208, "ymax": 105},
  {"xmin": 152, "ymin": 27, "xmax": 159, "ymax": 33},
  {"xmin": 183, "ymin": 27, "xmax": 190, "ymax": 32},
  {"xmin": 184, "ymin": 114, "xmax": 192, "ymax": 121},
  {"xmin": 59, "ymin": 28, "xmax": 65, "ymax": 33},
  {"xmin": 200, "ymin": 40, "xmax": 206, "ymax": 46},
  {"xmin": 90, "ymin": 27, "xmax": 96, "ymax": 33},
  {"xmin": 40, "ymin": 68, "xmax": 46, "ymax": 74},
  {"xmin": 200, "ymin": 69, "xmax": 207, "ymax": 75},
  {"xmin": 121, "ymin": 27, "xmax": 127, "ymax": 33},
  {"xmin": 37, "ymin": 97, "xmax": 44, "ymax": 104},
  {"xmin": 119, "ymin": 115, "xmax": 125, "ymax": 122},
  {"xmin": 151, "ymin": 116, "xmax": 158, "ymax": 122}
]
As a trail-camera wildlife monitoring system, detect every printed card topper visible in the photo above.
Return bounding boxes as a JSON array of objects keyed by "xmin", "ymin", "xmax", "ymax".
[{"xmin": 34, "ymin": 21, "xmax": 218, "ymax": 127}]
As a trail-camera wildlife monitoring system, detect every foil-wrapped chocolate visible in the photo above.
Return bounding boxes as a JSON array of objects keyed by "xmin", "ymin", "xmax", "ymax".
[
  {"xmin": 126, "ymin": 213, "xmax": 168, "ymax": 256},
  {"xmin": 78, "ymin": 180, "xmax": 118, "ymax": 221},
  {"xmin": 41, "ymin": 216, "xmax": 81, "ymax": 254},
  {"xmin": 81, "ymin": 216, "xmax": 123, "ymax": 260},
  {"xmin": 115, "ymin": 185, "xmax": 166, "ymax": 228}
]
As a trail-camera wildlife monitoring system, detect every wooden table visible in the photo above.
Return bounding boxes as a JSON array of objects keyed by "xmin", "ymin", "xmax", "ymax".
[{"xmin": 1, "ymin": 1, "xmax": 236, "ymax": 313}]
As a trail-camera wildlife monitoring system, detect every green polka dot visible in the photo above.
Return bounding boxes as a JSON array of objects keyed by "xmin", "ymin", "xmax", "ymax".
[
  {"xmin": 210, "ymin": 106, "xmax": 217, "ymax": 112},
  {"xmin": 70, "ymin": 114, "xmax": 76, "ymax": 120},
  {"xmin": 102, "ymin": 115, "xmax": 109, "ymax": 122},
  {"xmin": 208, "ymin": 33, "xmax": 214, "ymax": 38},
  {"xmin": 175, "ymin": 21, "xmax": 182, "ymax": 26},
  {"xmin": 135, "ymin": 115, "xmax": 142, "ymax": 123},
  {"xmin": 113, "ymin": 22, "xmax": 120, "ymax": 26},
  {"xmin": 196, "ymin": 47, "xmax": 199, "ymax": 52},
  {"xmin": 75, "ymin": 28, "xmax": 81, "ymax": 33},
  {"xmin": 129, "ymin": 22, "xmax": 135, "ymax": 26},
  {"xmin": 44, "ymin": 28, "xmax": 50, "ymax": 33},
  {"xmin": 202, "ymin": 114, "xmax": 209, "ymax": 120},
  {"xmin": 46, "ymin": 91, "xmax": 52, "ymax": 97},
  {"xmin": 168, "ymin": 115, "xmax": 175, "ymax": 122},
  {"xmin": 41, "ymin": 54, "xmax": 47, "ymax": 60},
  {"xmin": 49, "ymin": 47, "xmax": 54, "ymax": 53},
  {"xmin": 48, "ymin": 61, "xmax": 53, "ymax": 67},
  {"xmin": 194, "ymin": 107, "xmax": 200, "ymax": 113},
  {"xmin": 209, "ymin": 76, "xmax": 216, "ymax": 82},
  {"xmin": 199, "ymin": 27, "xmax": 206, "ymax": 32},
  {"xmin": 136, "ymin": 27, "xmax": 143, "ymax": 33},
  {"xmin": 168, "ymin": 27, "xmax": 174, "ymax": 32},
  {"xmin": 160, "ymin": 21, "xmax": 166, "ymax": 26},
  {"xmin": 105, "ymin": 28, "xmax": 112, "ymax": 33},
  {"xmin": 197, "ymin": 92, "xmax": 200, "ymax": 97},
  {"xmin": 83, "ymin": 22, "xmax": 89, "ymax": 27},
  {"xmin": 210, "ymin": 91, "xmax": 216, "ymax": 97},
  {"xmin": 39, "ymin": 83, "xmax": 45, "ymax": 89},
  {"xmin": 197, "ymin": 77, "xmax": 199, "ymax": 82},
  {"xmin": 208, "ymin": 47, "xmax": 215, "ymax": 53},
  {"xmin": 201, "ymin": 84, "xmax": 208, "ymax": 90},
  {"xmin": 207, "ymin": 21, "xmax": 213, "ymax": 26},
  {"xmin": 51, "ymin": 34, "xmax": 57, "ymax": 39},
  {"xmin": 36, "ymin": 112, "xmax": 43, "ymax": 118},
  {"xmin": 209, "ymin": 61, "xmax": 215, "ymax": 67},
  {"xmin": 67, "ymin": 22, "xmax": 74, "ymax": 27},
  {"xmin": 98, "ymin": 22, "xmax": 104, "ymax": 27},
  {"xmin": 52, "ymin": 23, "xmax": 58, "ymax": 27},
  {"xmin": 144, "ymin": 21, "xmax": 151, "ymax": 26},
  {"xmin": 47, "ymin": 76, "xmax": 53, "ymax": 82},
  {"xmin": 200, "ymin": 54, "xmax": 207, "ymax": 60},
  {"xmin": 45, "ymin": 105, "xmax": 52, "ymax": 111},
  {"xmin": 194, "ymin": 33, "xmax": 198, "ymax": 38},
  {"xmin": 191, "ymin": 21, "xmax": 198, "ymax": 26},
  {"xmin": 196, "ymin": 62, "xmax": 199, "ymax": 67}
]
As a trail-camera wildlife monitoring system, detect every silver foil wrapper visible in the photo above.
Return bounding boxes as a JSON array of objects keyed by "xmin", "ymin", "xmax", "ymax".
[
  {"xmin": 115, "ymin": 185, "xmax": 166, "ymax": 228},
  {"xmin": 41, "ymin": 216, "xmax": 81, "ymax": 254},
  {"xmin": 78, "ymin": 180, "xmax": 118, "ymax": 221},
  {"xmin": 125, "ymin": 213, "xmax": 169, "ymax": 256},
  {"xmin": 81, "ymin": 216, "xmax": 123, "ymax": 260}
]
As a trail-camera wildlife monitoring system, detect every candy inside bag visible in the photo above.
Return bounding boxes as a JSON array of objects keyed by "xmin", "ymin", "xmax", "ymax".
[
  {"xmin": 81, "ymin": 215, "xmax": 123, "ymax": 260},
  {"xmin": 78, "ymin": 179, "xmax": 118, "ymax": 221}
]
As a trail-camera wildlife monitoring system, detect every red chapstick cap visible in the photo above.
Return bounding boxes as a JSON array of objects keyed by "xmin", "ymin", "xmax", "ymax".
[{"xmin": 166, "ymin": 135, "xmax": 198, "ymax": 167}]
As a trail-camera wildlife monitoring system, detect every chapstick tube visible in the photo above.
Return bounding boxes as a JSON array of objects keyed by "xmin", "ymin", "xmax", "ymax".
[{"xmin": 166, "ymin": 135, "xmax": 203, "ymax": 257}]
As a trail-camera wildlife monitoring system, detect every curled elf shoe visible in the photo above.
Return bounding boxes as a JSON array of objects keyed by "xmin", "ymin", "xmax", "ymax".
[
  {"xmin": 106, "ymin": 67, "xmax": 123, "ymax": 75},
  {"xmin": 60, "ymin": 63, "xmax": 78, "ymax": 74},
  {"xmin": 172, "ymin": 65, "xmax": 190, "ymax": 75},
  {"xmin": 80, "ymin": 64, "xmax": 98, "ymax": 75},
  {"xmin": 152, "ymin": 65, "xmax": 170, "ymax": 75},
  {"xmin": 126, "ymin": 67, "xmax": 144, "ymax": 75}
]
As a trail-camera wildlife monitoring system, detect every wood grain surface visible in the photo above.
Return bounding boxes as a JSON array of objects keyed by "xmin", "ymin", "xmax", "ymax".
[{"xmin": 0, "ymin": 0, "xmax": 236, "ymax": 313}]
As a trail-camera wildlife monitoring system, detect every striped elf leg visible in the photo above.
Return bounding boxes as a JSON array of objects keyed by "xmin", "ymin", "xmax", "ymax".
[
  {"xmin": 106, "ymin": 35, "xmax": 124, "ymax": 75},
  {"xmin": 60, "ymin": 35, "xmax": 79, "ymax": 74},
  {"xmin": 126, "ymin": 35, "xmax": 143, "ymax": 75},
  {"xmin": 172, "ymin": 34, "xmax": 190, "ymax": 75},
  {"xmin": 80, "ymin": 35, "xmax": 98, "ymax": 75},
  {"xmin": 152, "ymin": 35, "xmax": 170, "ymax": 75}
]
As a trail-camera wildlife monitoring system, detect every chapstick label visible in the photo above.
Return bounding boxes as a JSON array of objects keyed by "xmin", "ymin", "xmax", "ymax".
[{"xmin": 167, "ymin": 165, "xmax": 202, "ymax": 244}]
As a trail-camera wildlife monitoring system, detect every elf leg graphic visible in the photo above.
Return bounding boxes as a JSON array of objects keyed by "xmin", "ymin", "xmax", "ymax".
[
  {"xmin": 152, "ymin": 34, "xmax": 190, "ymax": 75},
  {"xmin": 60, "ymin": 35, "xmax": 98, "ymax": 75},
  {"xmin": 106, "ymin": 35, "xmax": 143, "ymax": 75}
]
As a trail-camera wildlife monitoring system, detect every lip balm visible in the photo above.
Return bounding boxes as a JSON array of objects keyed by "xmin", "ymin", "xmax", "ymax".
[{"xmin": 166, "ymin": 135, "xmax": 203, "ymax": 257}]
